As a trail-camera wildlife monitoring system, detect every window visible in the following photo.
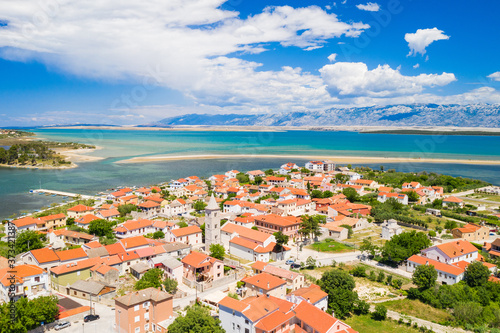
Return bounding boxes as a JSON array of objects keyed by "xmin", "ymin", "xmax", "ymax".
[
  {"xmin": 152, "ymin": 324, "xmax": 156, "ymax": 331},
  {"xmin": 135, "ymin": 328, "xmax": 140, "ymax": 333},
  {"xmin": 134, "ymin": 305, "xmax": 140, "ymax": 311},
  {"xmin": 73, "ymin": 291, "xmax": 77, "ymax": 295},
  {"xmin": 83, "ymin": 293, "xmax": 86, "ymax": 297},
  {"xmin": 143, "ymin": 301, "xmax": 150, "ymax": 308},
  {"xmin": 134, "ymin": 316, "xmax": 140, "ymax": 323},
  {"xmin": 145, "ymin": 324, "xmax": 149, "ymax": 331},
  {"xmin": 77, "ymin": 271, "xmax": 80, "ymax": 276},
  {"xmin": 34, "ymin": 276, "xmax": 40, "ymax": 283},
  {"xmin": 144, "ymin": 313, "xmax": 149, "ymax": 320},
  {"xmin": 245, "ymin": 320, "xmax": 249, "ymax": 324}
]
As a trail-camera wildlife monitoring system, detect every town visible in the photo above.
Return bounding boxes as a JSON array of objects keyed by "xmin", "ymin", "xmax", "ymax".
[{"xmin": 2, "ymin": 160, "xmax": 500, "ymax": 333}]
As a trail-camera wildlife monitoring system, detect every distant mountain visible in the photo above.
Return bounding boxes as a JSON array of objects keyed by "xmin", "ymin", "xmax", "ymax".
[{"xmin": 156, "ymin": 104, "xmax": 500, "ymax": 128}]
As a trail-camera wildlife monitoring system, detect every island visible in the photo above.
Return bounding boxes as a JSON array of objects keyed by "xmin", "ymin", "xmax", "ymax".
[{"xmin": 0, "ymin": 129, "xmax": 96, "ymax": 169}]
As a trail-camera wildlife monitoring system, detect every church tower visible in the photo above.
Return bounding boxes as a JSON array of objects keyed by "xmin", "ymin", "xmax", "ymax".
[{"xmin": 205, "ymin": 194, "xmax": 221, "ymax": 251}]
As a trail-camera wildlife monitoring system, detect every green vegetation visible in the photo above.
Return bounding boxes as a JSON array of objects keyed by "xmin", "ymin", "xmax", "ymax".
[
  {"xmin": 383, "ymin": 299, "xmax": 453, "ymax": 324},
  {"xmin": 0, "ymin": 295, "xmax": 59, "ymax": 333},
  {"xmin": 32, "ymin": 199, "xmax": 95, "ymax": 218},
  {"xmin": 372, "ymin": 304, "xmax": 388, "ymax": 321},
  {"xmin": 381, "ymin": 231, "xmax": 431, "ymax": 265},
  {"xmin": 299, "ymin": 214, "xmax": 325, "ymax": 240},
  {"xmin": 163, "ymin": 277, "xmax": 178, "ymax": 294},
  {"xmin": 88, "ymin": 219, "xmax": 115, "ymax": 237},
  {"xmin": 168, "ymin": 304, "xmax": 225, "ymax": 333},
  {"xmin": 151, "ymin": 230, "xmax": 165, "ymax": 239},
  {"xmin": 209, "ymin": 243, "xmax": 225, "ymax": 260},
  {"xmin": 135, "ymin": 268, "xmax": 164, "ymax": 290},
  {"xmin": 319, "ymin": 269, "xmax": 358, "ymax": 319},
  {"xmin": 412, "ymin": 264, "xmax": 438, "ymax": 290},
  {"xmin": 345, "ymin": 314, "xmax": 423, "ymax": 333},
  {"xmin": 308, "ymin": 239, "xmax": 356, "ymax": 253},
  {"xmin": 118, "ymin": 203, "xmax": 139, "ymax": 217},
  {"xmin": 273, "ymin": 231, "xmax": 289, "ymax": 254},
  {"xmin": 14, "ymin": 230, "xmax": 46, "ymax": 255}
]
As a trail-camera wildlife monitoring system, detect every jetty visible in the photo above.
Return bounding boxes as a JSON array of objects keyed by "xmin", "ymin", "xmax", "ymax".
[{"xmin": 30, "ymin": 189, "xmax": 99, "ymax": 200}]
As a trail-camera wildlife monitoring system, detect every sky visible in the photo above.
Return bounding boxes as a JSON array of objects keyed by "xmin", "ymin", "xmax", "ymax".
[{"xmin": 0, "ymin": 0, "xmax": 499, "ymax": 126}]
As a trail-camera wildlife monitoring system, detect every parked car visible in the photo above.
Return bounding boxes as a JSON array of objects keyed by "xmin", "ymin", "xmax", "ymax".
[
  {"xmin": 83, "ymin": 314, "xmax": 100, "ymax": 323},
  {"xmin": 285, "ymin": 259, "xmax": 294, "ymax": 265},
  {"xmin": 54, "ymin": 321, "xmax": 71, "ymax": 331},
  {"xmin": 290, "ymin": 263, "xmax": 301, "ymax": 269}
]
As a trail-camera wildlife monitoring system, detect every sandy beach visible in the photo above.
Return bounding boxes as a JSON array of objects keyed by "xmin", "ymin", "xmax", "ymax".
[
  {"xmin": 114, "ymin": 154, "xmax": 500, "ymax": 165},
  {"xmin": 54, "ymin": 146, "xmax": 105, "ymax": 163}
]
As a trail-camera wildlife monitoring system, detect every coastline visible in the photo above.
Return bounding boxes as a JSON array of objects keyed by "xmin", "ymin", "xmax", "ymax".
[
  {"xmin": 114, "ymin": 154, "xmax": 500, "ymax": 165},
  {"xmin": 44, "ymin": 125, "xmax": 500, "ymax": 134},
  {"xmin": 54, "ymin": 146, "xmax": 105, "ymax": 163},
  {"xmin": 0, "ymin": 163, "xmax": 78, "ymax": 170}
]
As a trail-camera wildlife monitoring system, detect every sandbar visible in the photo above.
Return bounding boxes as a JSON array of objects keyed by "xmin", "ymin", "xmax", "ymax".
[{"xmin": 114, "ymin": 154, "xmax": 500, "ymax": 165}]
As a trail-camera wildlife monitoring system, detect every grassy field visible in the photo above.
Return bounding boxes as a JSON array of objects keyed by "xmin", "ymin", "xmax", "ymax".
[
  {"xmin": 307, "ymin": 239, "xmax": 356, "ymax": 253},
  {"xmin": 344, "ymin": 315, "xmax": 423, "ymax": 333},
  {"xmin": 467, "ymin": 193, "xmax": 500, "ymax": 203},
  {"xmin": 382, "ymin": 299, "xmax": 452, "ymax": 324}
]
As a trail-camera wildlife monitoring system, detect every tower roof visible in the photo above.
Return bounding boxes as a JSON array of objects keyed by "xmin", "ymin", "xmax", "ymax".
[{"xmin": 206, "ymin": 194, "xmax": 219, "ymax": 210}]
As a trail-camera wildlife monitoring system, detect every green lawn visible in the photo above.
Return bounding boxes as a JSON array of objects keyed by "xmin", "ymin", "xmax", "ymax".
[
  {"xmin": 307, "ymin": 239, "xmax": 356, "ymax": 253},
  {"xmin": 344, "ymin": 315, "xmax": 423, "ymax": 333},
  {"xmin": 382, "ymin": 299, "xmax": 452, "ymax": 324}
]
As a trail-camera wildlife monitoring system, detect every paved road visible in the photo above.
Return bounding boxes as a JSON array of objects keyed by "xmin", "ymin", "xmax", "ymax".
[{"xmin": 457, "ymin": 196, "xmax": 500, "ymax": 206}]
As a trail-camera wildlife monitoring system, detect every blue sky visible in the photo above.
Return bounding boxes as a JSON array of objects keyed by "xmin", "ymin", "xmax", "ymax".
[{"xmin": 0, "ymin": 0, "xmax": 499, "ymax": 126}]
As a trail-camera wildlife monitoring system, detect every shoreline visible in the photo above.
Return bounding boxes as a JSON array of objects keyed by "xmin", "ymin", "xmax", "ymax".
[
  {"xmin": 114, "ymin": 154, "xmax": 500, "ymax": 165},
  {"xmin": 43, "ymin": 125, "xmax": 500, "ymax": 134},
  {"xmin": 0, "ymin": 163, "xmax": 78, "ymax": 170},
  {"xmin": 53, "ymin": 146, "xmax": 105, "ymax": 163}
]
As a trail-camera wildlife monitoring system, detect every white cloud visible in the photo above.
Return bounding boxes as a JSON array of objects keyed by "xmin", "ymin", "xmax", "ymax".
[
  {"xmin": 488, "ymin": 72, "xmax": 500, "ymax": 82},
  {"xmin": 320, "ymin": 62, "xmax": 456, "ymax": 98},
  {"xmin": 413, "ymin": 63, "xmax": 420, "ymax": 69},
  {"xmin": 327, "ymin": 53, "xmax": 337, "ymax": 62},
  {"xmin": 405, "ymin": 28, "xmax": 450, "ymax": 56},
  {"xmin": 356, "ymin": 2, "xmax": 380, "ymax": 11},
  {"xmin": 0, "ymin": 1, "xmax": 369, "ymax": 115}
]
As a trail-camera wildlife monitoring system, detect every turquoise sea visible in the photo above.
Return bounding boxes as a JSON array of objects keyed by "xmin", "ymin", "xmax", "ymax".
[{"xmin": 1, "ymin": 128, "xmax": 500, "ymax": 219}]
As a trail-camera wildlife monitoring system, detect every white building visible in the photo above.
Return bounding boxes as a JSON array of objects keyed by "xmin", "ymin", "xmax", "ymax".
[
  {"xmin": 421, "ymin": 240, "xmax": 479, "ymax": 265},
  {"xmin": 381, "ymin": 219, "xmax": 403, "ymax": 240},
  {"xmin": 0, "ymin": 265, "xmax": 50, "ymax": 302}
]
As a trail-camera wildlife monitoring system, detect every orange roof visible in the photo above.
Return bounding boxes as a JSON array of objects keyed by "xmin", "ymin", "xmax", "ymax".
[
  {"xmin": 39, "ymin": 213, "xmax": 66, "ymax": 221},
  {"xmin": 58, "ymin": 306, "xmax": 91, "ymax": 319},
  {"xmin": 120, "ymin": 236, "xmax": 149, "ymax": 249},
  {"xmin": 30, "ymin": 248, "xmax": 60, "ymax": 264},
  {"xmin": 76, "ymin": 214, "xmax": 101, "ymax": 225},
  {"xmin": 242, "ymin": 272, "xmax": 286, "ymax": 290},
  {"xmin": 288, "ymin": 284, "xmax": 327, "ymax": 304},
  {"xmin": 0, "ymin": 265, "xmax": 45, "ymax": 287},
  {"xmin": 84, "ymin": 241, "xmax": 103, "ymax": 249},
  {"xmin": 255, "ymin": 310, "xmax": 295, "ymax": 332},
  {"xmin": 230, "ymin": 237, "xmax": 261, "ymax": 251},
  {"xmin": 378, "ymin": 186, "xmax": 393, "ymax": 192},
  {"xmin": 454, "ymin": 223, "xmax": 484, "ymax": 234},
  {"xmin": 293, "ymin": 300, "xmax": 343, "ymax": 333},
  {"xmin": 68, "ymin": 204, "xmax": 94, "ymax": 212},
  {"xmin": 104, "ymin": 242, "xmax": 126, "ymax": 255},
  {"xmin": 434, "ymin": 240, "xmax": 478, "ymax": 259},
  {"xmin": 138, "ymin": 200, "xmax": 160, "ymax": 208},
  {"xmin": 443, "ymin": 196, "xmax": 463, "ymax": 203},
  {"xmin": 171, "ymin": 225, "xmax": 202, "ymax": 237},
  {"xmin": 218, "ymin": 296, "xmax": 249, "ymax": 313},
  {"xmin": 354, "ymin": 179, "xmax": 375, "ymax": 185},
  {"xmin": 56, "ymin": 248, "xmax": 88, "ymax": 262},
  {"xmin": 254, "ymin": 214, "xmax": 302, "ymax": 227},
  {"xmin": 222, "ymin": 223, "xmax": 270, "ymax": 243},
  {"xmin": 50, "ymin": 257, "xmax": 102, "ymax": 275},
  {"xmin": 251, "ymin": 261, "xmax": 268, "ymax": 271},
  {"xmin": 12, "ymin": 216, "xmax": 41, "ymax": 228},
  {"xmin": 241, "ymin": 295, "xmax": 280, "ymax": 322},
  {"xmin": 408, "ymin": 255, "xmax": 464, "ymax": 276},
  {"xmin": 95, "ymin": 264, "xmax": 119, "ymax": 275},
  {"xmin": 118, "ymin": 219, "xmax": 154, "ymax": 232},
  {"xmin": 99, "ymin": 209, "xmax": 120, "ymax": 218},
  {"xmin": 181, "ymin": 251, "xmax": 220, "ymax": 268}
]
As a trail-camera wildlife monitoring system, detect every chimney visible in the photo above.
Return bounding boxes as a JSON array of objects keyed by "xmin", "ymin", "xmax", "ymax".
[{"xmin": 267, "ymin": 282, "xmax": 270, "ymax": 289}]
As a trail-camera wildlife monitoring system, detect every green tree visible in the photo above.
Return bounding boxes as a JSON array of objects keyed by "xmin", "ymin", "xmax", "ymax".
[
  {"xmin": 118, "ymin": 203, "xmax": 138, "ymax": 217},
  {"xmin": 342, "ymin": 187, "xmax": 359, "ymax": 202},
  {"xmin": 453, "ymin": 301, "xmax": 484, "ymax": 326},
  {"xmin": 168, "ymin": 305, "xmax": 225, "ymax": 333},
  {"xmin": 193, "ymin": 200, "xmax": 207, "ymax": 211},
  {"xmin": 251, "ymin": 226, "xmax": 259, "ymax": 231},
  {"xmin": 177, "ymin": 221, "xmax": 188, "ymax": 228},
  {"xmin": 236, "ymin": 173, "xmax": 250, "ymax": 183},
  {"xmin": 152, "ymin": 230, "xmax": 165, "ymax": 239},
  {"xmin": 335, "ymin": 173, "xmax": 349, "ymax": 184},
  {"xmin": 265, "ymin": 169, "xmax": 274, "ymax": 175},
  {"xmin": 464, "ymin": 261, "xmax": 490, "ymax": 287},
  {"xmin": 319, "ymin": 269, "xmax": 358, "ymax": 319},
  {"xmin": 381, "ymin": 231, "xmax": 431, "ymax": 264},
  {"xmin": 273, "ymin": 231, "xmax": 289, "ymax": 254},
  {"xmin": 354, "ymin": 300, "xmax": 370, "ymax": 315},
  {"xmin": 135, "ymin": 268, "xmax": 163, "ymax": 290},
  {"xmin": 340, "ymin": 224, "xmax": 353, "ymax": 238},
  {"xmin": 311, "ymin": 190, "xmax": 323, "ymax": 199},
  {"xmin": 88, "ymin": 219, "xmax": 113, "ymax": 237},
  {"xmin": 407, "ymin": 190, "xmax": 420, "ymax": 202},
  {"xmin": 299, "ymin": 215, "xmax": 322, "ymax": 240},
  {"xmin": 254, "ymin": 176, "xmax": 263, "ymax": 185},
  {"xmin": 412, "ymin": 264, "xmax": 437, "ymax": 289},
  {"xmin": 360, "ymin": 238, "xmax": 378, "ymax": 257},
  {"xmin": 444, "ymin": 220, "xmax": 458, "ymax": 230},
  {"xmin": 351, "ymin": 266, "xmax": 366, "ymax": 277},
  {"xmin": 377, "ymin": 271, "xmax": 386, "ymax": 283},
  {"xmin": 65, "ymin": 217, "xmax": 75, "ymax": 226},
  {"xmin": 14, "ymin": 230, "xmax": 45, "ymax": 254},
  {"xmin": 163, "ymin": 277, "xmax": 178, "ymax": 294},
  {"xmin": 372, "ymin": 304, "xmax": 387, "ymax": 321},
  {"xmin": 209, "ymin": 244, "xmax": 225, "ymax": 260},
  {"xmin": 306, "ymin": 256, "xmax": 316, "ymax": 268}
]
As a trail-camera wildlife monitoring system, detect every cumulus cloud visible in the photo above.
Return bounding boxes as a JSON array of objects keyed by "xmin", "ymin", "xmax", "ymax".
[
  {"xmin": 413, "ymin": 63, "xmax": 420, "ymax": 69},
  {"xmin": 488, "ymin": 71, "xmax": 500, "ymax": 81},
  {"xmin": 319, "ymin": 62, "xmax": 456, "ymax": 98},
  {"xmin": 0, "ymin": 1, "xmax": 370, "ymax": 114},
  {"xmin": 356, "ymin": 2, "xmax": 380, "ymax": 11},
  {"xmin": 405, "ymin": 28, "xmax": 450, "ymax": 56}
]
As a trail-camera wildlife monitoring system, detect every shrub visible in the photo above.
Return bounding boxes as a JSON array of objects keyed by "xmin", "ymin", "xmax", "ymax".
[
  {"xmin": 351, "ymin": 266, "xmax": 366, "ymax": 277},
  {"xmin": 377, "ymin": 271, "xmax": 386, "ymax": 283},
  {"xmin": 386, "ymin": 275, "xmax": 393, "ymax": 285},
  {"xmin": 369, "ymin": 271, "xmax": 377, "ymax": 281},
  {"xmin": 392, "ymin": 279, "xmax": 403, "ymax": 289},
  {"xmin": 354, "ymin": 300, "xmax": 370, "ymax": 315},
  {"xmin": 372, "ymin": 304, "xmax": 387, "ymax": 321}
]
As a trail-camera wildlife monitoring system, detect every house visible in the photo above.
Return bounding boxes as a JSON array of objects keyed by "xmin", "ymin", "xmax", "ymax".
[
  {"xmin": 67, "ymin": 204, "xmax": 95, "ymax": 218},
  {"xmin": 97, "ymin": 208, "xmax": 120, "ymax": 221},
  {"xmin": 119, "ymin": 235, "xmax": 151, "ymax": 251},
  {"xmin": 137, "ymin": 201, "xmax": 161, "ymax": 218},
  {"xmin": 381, "ymin": 219, "xmax": 403, "ymax": 240},
  {"xmin": 69, "ymin": 280, "xmax": 115, "ymax": 299},
  {"xmin": 55, "ymin": 248, "xmax": 89, "ymax": 265},
  {"xmin": 75, "ymin": 214, "xmax": 101, "ymax": 229},
  {"xmin": 406, "ymin": 255, "xmax": 466, "ymax": 285},
  {"xmin": 10, "ymin": 216, "xmax": 40, "ymax": 232},
  {"xmin": 181, "ymin": 251, "xmax": 224, "ymax": 283},
  {"xmin": 321, "ymin": 224, "xmax": 348, "ymax": 241},
  {"xmin": 254, "ymin": 214, "xmax": 302, "ymax": 238},
  {"xmin": 159, "ymin": 257, "xmax": 183, "ymax": 285},
  {"xmin": 349, "ymin": 179, "xmax": 378, "ymax": 189},
  {"xmin": 421, "ymin": 240, "xmax": 478, "ymax": 264},
  {"xmin": 325, "ymin": 216, "xmax": 369, "ymax": 232},
  {"xmin": 115, "ymin": 288, "xmax": 174, "ymax": 333},
  {"xmin": 443, "ymin": 196, "xmax": 465, "ymax": 208},
  {"xmin": 167, "ymin": 225, "xmax": 202, "ymax": 246},
  {"xmin": 39, "ymin": 213, "xmax": 67, "ymax": 229},
  {"xmin": 305, "ymin": 160, "xmax": 335, "ymax": 172},
  {"xmin": 49, "ymin": 257, "xmax": 103, "ymax": 292},
  {"xmin": 286, "ymin": 284, "xmax": 328, "ymax": 312},
  {"xmin": 90, "ymin": 263, "xmax": 120, "ymax": 284},
  {"xmin": 242, "ymin": 272, "xmax": 287, "ymax": 298},
  {"xmin": 266, "ymin": 176, "xmax": 287, "ymax": 186},
  {"xmin": 292, "ymin": 298, "xmax": 354, "ymax": 333},
  {"xmin": 247, "ymin": 170, "xmax": 266, "ymax": 181},
  {"xmin": 0, "ymin": 265, "xmax": 50, "ymax": 302},
  {"xmin": 251, "ymin": 261, "xmax": 305, "ymax": 291},
  {"xmin": 114, "ymin": 219, "xmax": 156, "ymax": 238},
  {"xmin": 161, "ymin": 242, "xmax": 191, "ymax": 259},
  {"xmin": 402, "ymin": 182, "xmax": 421, "ymax": 189},
  {"xmin": 452, "ymin": 223, "xmax": 489, "ymax": 241},
  {"xmin": 226, "ymin": 170, "xmax": 240, "ymax": 179},
  {"xmin": 20, "ymin": 248, "xmax": 60, "ymax": 270},
  {"xmin": 48, "ymin": 229, "xmax": 97, "ymax": 246},
  {"xmin": 131, "ymin": 262, "xmax": 151, "ymax": 279},
  {"xmin": 377, "ymin": 192, "xmax": 408, "ymax": 205}
]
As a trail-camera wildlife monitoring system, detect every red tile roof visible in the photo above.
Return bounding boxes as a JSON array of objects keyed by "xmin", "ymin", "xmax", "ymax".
[
  {"xmin": 242, "ymin": 272, "xmax": 286, "ymax": 290},
  {"xmin": 56, "ymin": 248, "xmax": 88, "ymax": 262},
  {"xmin": 30, "ymin": 248, "xmax": 60, "ymax": 264},
  {"xmin": 67, "ymin": 204, "xmax": 94, "ymax": 212},
  {"xmin": 171, "ymin": 225, "xmax": 202, "ymax": 237},
  {"xmin": 408, "ymin": 255, "xmax": 464, "ymax": 276}
]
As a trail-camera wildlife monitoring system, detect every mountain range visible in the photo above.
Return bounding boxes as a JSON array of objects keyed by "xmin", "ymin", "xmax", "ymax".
[{"xmin": 155, "ymin": 104, "xmax": 500, "ymax": 128}]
